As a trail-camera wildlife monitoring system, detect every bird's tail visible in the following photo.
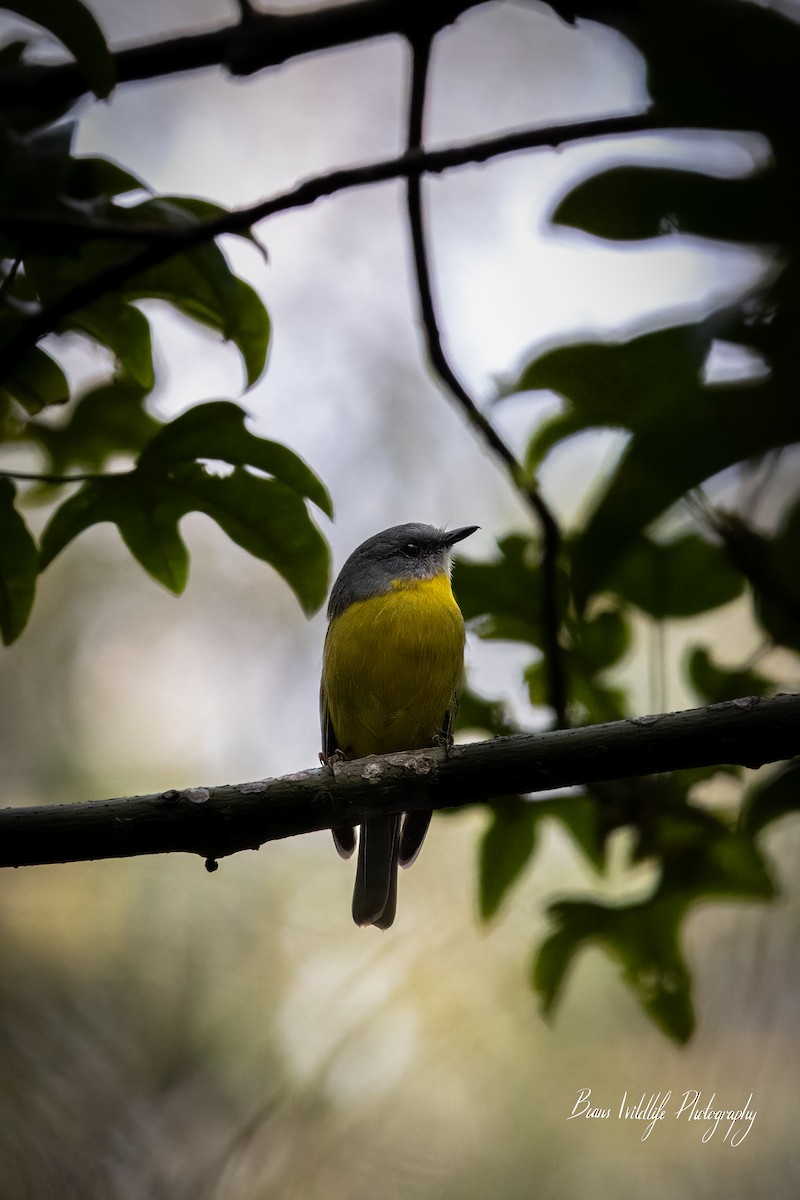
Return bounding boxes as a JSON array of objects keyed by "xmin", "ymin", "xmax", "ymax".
[
  {"xmin": 352, "ymin": 814, "xmax": 400, "ymax": 929},
  {"xmin": 398, "ymin": 807, "xmax": 432, "ymax": 868}
]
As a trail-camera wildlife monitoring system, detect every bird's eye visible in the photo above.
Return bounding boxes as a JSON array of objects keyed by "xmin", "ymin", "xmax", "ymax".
[{"xmin": 401, "ymin": 541, "xmax": 421, "ymax": 558}]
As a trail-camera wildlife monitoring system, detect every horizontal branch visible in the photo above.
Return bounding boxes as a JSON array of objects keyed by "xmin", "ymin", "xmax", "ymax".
[
  {"xmin": 1, "ymin": 110, "xmax": 655, "ymax": 247},
  {"xmin": 0, "ymin": 110, "xmax": 654, "ymax": 386},
  {"xmin": 1, "ymin": 694, "xmax": 798, "ymax": 870},
  {"xmin": 0, "ymin": 0, "xmax": 486, "ymax": 112}
]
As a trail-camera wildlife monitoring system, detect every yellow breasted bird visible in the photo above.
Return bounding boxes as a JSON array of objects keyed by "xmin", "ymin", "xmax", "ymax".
[{"xmin": 320, "ymin": 522, "xmax": 477, "ymax": 929}]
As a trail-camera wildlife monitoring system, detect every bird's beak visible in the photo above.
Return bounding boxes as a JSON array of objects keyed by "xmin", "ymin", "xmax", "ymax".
[{"xmin": 442, "ymin": 525, "xmax": 479, "ymax": 548}]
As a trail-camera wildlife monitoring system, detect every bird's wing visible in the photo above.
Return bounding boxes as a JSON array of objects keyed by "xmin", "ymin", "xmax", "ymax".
[{"xmin": 320, "ymin": 680, "xmax": 357, "ymax": 859}]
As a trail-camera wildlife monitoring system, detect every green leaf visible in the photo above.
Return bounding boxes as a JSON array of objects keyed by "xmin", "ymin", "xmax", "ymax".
[
  {"xmin": 163, "ymin": 466, "xmax": 328, "ymax": 615},
  {"xmin": 23, "ymin": 227, "xmax": 271, "ymax": 391},
  {"xmin": 479, "ymin": 797, "xmax": 536, "ymax": 921},
  {"xmin": 66, "ymin": 156, "xmax": 147, "ymax": 201},
  {"xmin": 0, "ymin": 40, "xmax": 27, "ymax": 70},
  {"xmin": 139, "ymin": 401, "xmax": 332, "ymax": 516},
  {"xmin": 607, "ymin": 534, "xmax": 745, "ymax": 619},
  {"xmin": 67, "ymin": 299, "xmax": 155, "ymax": 391},
  {"xmin": 4, "ymin": 0, "xmax": 115, "ymax": 99},
  {"xmin": 0, "ymin": 477, "xmax": 38, "ymax": 643},
  {"xmin": 712, "ymin": 512, "xmax": 800, "ymax": 653},
  {"xmin": 531, "ymin": 782, "xmax": 775, "ymax": 1040},
  {"xmin": 39, "ymin": 474, "xmax": 190, "ymax": 593},
  {"xmin": 31, "ymin": 377, "xmax": 159, "ymax": 475},
  {"xmin": 635, "ymin": 799, "xmax": 775, "ymax": 900},
  {"xmin": 690, "ymin": 828, "xmax": 775, "ymax": 899},
  {"xmin": 0, "ymin": 120, "xmax": 74, "ymax": 213},
  {"xmin": 512, "ymin": 317, "xmax": 800, "ymax": 609},
  {"xmin": 139, "ymin": 196, "xmax": 267, "ymax": 257},
  {"xmin": 455, "ymin": 687, "xmax": 520, "ymax": 738},
  {"xmin": 687, "ymin": 646, "xmax": 772, "ymax": 706},
  {"xmin": 226, "ymin": 275, "xmax": 271, "ymax": 388},
  {"xmin": 761, "ymin": 500, "xmax": 800, "ymax": 651},
  {"xmin": 0, "ymin": 345, "xmax": 69, "ymax": 414},
  {"xmin": 535, "ymin": 794, "xmax": 605, "ymax": 871},
  {"xmin": 126, "ymin": 247, "xmax": 270, "ymax": 390},
  {"xmin": 513, "ymin": 323, "xmax": 708, "ymax": 460},
  {"xmin": 566, "ymin": 664, "xmax": 627, "ymax": 724},
  {"xmin": 507, "ymin": 8, "xmax": 800, "ymax": 625},
  {"xmin": 613, "ymin": 1, "xmax": 800, "ymax": 143},
  {"xmin": 113, "ymin": 200, "xmax": 269, "ymax": 385},
  {"xmin": 571, "ymin": 607, "xmax": 630, "ymax": 671},
  {"xmin": 0, "ymin": 152, "xmax": 145, "ymax": 257},
  {"xmin": 741, "ymin": 762, "xmax": 800, "ymax": 837},
  {"xmin": 39, "ymin": 464, "xmax": 330, "ymax": 614},
  {"xmin": 533, "ymin": 896, "xmax": 695, "ymax": 1043},
  {"xmin": 552, "ymin": 167, "xmax": 779, "ymax": 246},
  {"xmin": 452, "ymin": 534, "xmax": 546, "ymax": 645},
  {"xmin": 524, "ymin": 607, "xmax": 630, "ymax": 724}
]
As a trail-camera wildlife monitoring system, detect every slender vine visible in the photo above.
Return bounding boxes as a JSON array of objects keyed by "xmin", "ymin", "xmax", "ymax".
[{"xmin": 403, "ymin": 34, "xmax": 568, "ymax": 726}]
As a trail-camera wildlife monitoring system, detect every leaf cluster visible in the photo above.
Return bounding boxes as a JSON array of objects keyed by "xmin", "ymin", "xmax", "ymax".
[
  {"xmin": 453, "ymin": 0, "xmax": 800, "ymax": 1041},
  {"xmin": 0, "ymin": 4, "xmax": 331, "ymax": 643}
]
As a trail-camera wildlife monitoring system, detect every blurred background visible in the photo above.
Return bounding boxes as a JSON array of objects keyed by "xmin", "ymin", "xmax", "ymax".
[{"xmin": 1, "ymin": 0, "xmax": 798, "ymax": 1195}]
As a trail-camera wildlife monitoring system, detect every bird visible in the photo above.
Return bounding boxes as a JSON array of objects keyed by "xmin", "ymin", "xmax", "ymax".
[{"xmin": 320, "ymin": 522, "xmax": 477, "ymax": 929}]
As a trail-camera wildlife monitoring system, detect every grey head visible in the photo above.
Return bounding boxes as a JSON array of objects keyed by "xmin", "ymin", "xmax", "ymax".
[{"xmin": 328, "ymin": 522, "xmax": 478, "ymax": 620}]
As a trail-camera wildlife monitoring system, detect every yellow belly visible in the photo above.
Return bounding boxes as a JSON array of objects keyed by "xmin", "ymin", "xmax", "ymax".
[{"xmin": 322, "ymin": 574, "xmax": 466, "ymax": 759}]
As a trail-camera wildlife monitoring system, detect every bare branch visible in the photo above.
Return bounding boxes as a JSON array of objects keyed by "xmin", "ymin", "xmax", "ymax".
[
  {"xmin": 1, "ymin": 694, "xmax": 798, "ymax": 870},
  {"xmin": 0, "ymin": 110, "xmax": 654, "ymax": 386},
  {"xmin": 0, "ymin": 0, "xmax": 488, "ymax": 113},
  {"xmin": 0, "ymin": 112, "xmax": 655, "ymax": 247},
  {"xmin": 403, "ymin": 38, "xmax": 568, "ymax": 724}
]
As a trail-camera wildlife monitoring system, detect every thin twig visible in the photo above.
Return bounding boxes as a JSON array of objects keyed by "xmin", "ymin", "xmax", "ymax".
[
  {"xmin": 0, "ymin": 110, "xmax": 655, "ymax": 387},
  {"xmin": 403, "ymin": 36, "xmax": 568, "ymax": 725}
]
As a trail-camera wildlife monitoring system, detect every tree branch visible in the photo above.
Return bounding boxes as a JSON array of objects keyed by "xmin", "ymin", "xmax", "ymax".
[
  {"xmin": 0, "ymin": 110, "xmax": 654, "ymax": 386},
  {"xmin": 0, "ymin": 111, "xmax": 653, "ymax": 247},
  {"xmin": 1, "ymin": 694, "xmax": 797, "ymax": 870},
  {"xmin": 0, "ymin": 0, "xmax": 488, "ymax": 113},
  {"xmin": 403, "ymin": 38, "xmax": 568, "ymax": 725}
]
